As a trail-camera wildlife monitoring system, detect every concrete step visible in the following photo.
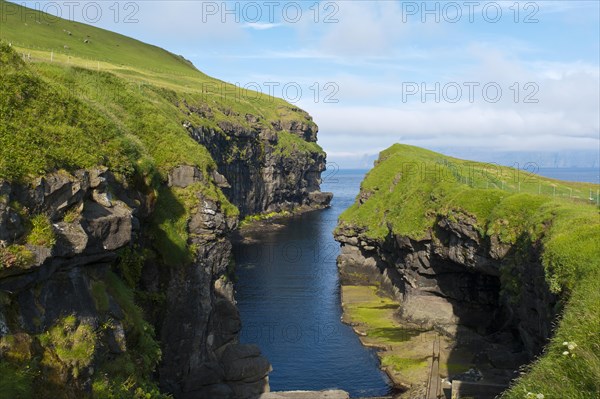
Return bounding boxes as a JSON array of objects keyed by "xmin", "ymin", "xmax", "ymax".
[{"xmin": 259, "ymin": 390, "xmax": 350, "ymax": 399}]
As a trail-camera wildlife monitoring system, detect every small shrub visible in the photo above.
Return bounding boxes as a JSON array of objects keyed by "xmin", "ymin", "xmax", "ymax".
[
  {"xmin": 63, "ymin": 208, "xmax": 80, "ymax": 223},
  {"xmin": 0, "ymin": 245, "xmax": 35, "ymax": 270},
  {"xmin": 92, "ymin": 376, "xmax": 172, "ymax": 399},
  {"xmin": 117, "ymin": 246, "xmax": 146, "ymax": 288}
]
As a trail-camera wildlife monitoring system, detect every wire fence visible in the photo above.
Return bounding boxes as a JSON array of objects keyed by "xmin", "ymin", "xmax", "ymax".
[
  {"xmin": 440, "ymin": 159, "xmax": 600, "ymax": 206},
  {"xmin": 9, "ymin": 41, "xmax": 202, "ymax": 77}
]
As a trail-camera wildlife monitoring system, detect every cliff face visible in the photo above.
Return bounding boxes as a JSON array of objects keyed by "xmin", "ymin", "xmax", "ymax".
[
  {"xmin": 335, "ymin": 214, "xmax": 558, "ymax": 362},
  {"xmin": 0, "ymin": 167, "xmax": 271, "ymax": 398},
  {"xmin": 0, "ymin": 105, "xmax": 330, "ymax": 399},
  {"xmin": 186, "ymin": 107, "xmax": 332, "ymax": 217},
  {"xmin": 152, "ymin": 166, "xmax": 271, "ymax": 399}
]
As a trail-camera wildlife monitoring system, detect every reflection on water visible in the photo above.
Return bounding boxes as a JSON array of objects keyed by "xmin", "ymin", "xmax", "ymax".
[{"xmin": 233, "ymin": 170, "xmax": 392, "ymax": 397}]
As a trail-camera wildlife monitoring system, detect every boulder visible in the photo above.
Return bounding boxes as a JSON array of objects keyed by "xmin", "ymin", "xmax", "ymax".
[
  {"xmin": 308, "ymin": 191, "xmax": 333, "ymax": 207},
  {"xmin": 168, "ymin": 165, "xmax": 204, "ymax": 188},
  {"xmin": 221, "ymin": 344, "xmax": 271, "ymax": 383},
  {"xmin": 82, "ymin": 201, "xmax": 132, "ymax": 251},
  {"xmin": 212, "ymin": 170, "xmax": 231, "ymax": 189}
]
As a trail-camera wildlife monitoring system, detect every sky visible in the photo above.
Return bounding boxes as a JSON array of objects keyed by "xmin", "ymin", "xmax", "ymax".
[{"xmin": 15, "ymin": 0, "xmax": 600, "ymax": 168}]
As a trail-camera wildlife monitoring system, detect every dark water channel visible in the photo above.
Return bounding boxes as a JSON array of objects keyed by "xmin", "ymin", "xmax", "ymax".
[{"xmin": 233, "ymin": 170, "xmax": 392, "ymax": 397}]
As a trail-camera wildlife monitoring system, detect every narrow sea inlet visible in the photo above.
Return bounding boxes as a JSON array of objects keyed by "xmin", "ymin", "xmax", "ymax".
[{"xmin": 233, "ymin": 170, "xmax": 392, "ymax": 397}]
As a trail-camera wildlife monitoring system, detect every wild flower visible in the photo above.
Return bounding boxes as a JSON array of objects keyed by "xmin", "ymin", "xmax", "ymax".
[{"xmin": 562, "ymin": 341, "xmax": 578, "ymax": 358}]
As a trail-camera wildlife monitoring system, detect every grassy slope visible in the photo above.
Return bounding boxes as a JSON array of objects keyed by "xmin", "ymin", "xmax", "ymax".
[
  {"xmin": 341, "ymin": 285, "xmax": 441, "ymax": 388},
  {"xmin": 0, "ymin": 0, "xmax": 322, "ymax": 182},
  {"xmin": 339, "ymin": 144, "xmax": 600, "ymax": 399}
]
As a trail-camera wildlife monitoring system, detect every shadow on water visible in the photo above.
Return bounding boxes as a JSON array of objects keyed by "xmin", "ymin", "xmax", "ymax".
[{"xmin": 233, "ymin": 170, "xmax": 393, "ymax": 398}]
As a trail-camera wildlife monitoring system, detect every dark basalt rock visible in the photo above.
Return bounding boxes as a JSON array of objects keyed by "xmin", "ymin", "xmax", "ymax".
[
  {"xmin": 0, "ymin": 166, "xmax": 272, "ymax": 398},
  {"xmin": 335, "ymin": 212, "xmax": 559, "ymax": 384},
  {"xmin": 308, "ymin": 191, "xmax": 333, "ymax": 207},
  {"xmin": 188, "ymin": 116, "xmax": 330, "ymax": 217}
]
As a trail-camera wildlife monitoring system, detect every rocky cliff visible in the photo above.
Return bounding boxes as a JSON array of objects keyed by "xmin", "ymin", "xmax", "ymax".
[
  {"xmin": 335, "ymin": 144, "xmax": 600, "ymax": 398},
  {"xmin": 335, "ymin": 215, "xmax": 556, "ymax": 371},
  {"xmin": 0, "ymin": 166, "xmax": 273, "ymax": 398},
  {"xmin": 186, "ymin": 106, "xmax": 331, "ymax": 217},
  {"xmin": 0, "ymin": 31, "xmax": 331, "ymax": 398}
]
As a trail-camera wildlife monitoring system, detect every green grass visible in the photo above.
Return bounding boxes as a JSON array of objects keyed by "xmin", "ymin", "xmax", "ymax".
[
  {"xmin": 0, "ymin": 1, "xmax": 320, "ymax": 139},
  {"xmin": 116, "ymin": 246, "xmax": 146, "ymax": 288},
  {"xmin": 26, "ymin": 214, "xmax": 56, "ymax": 247},
  {"xmin": 0, "ymin": 1, "xmax": 324, "ymax": 182},
  {"xmin": 0, "ymin": 3, "xmax": 325, "ymax": 396},
  {"xmin": 0, "ymin": 42, "xmax": 136, "ymax": 181},
  {"xmin": 381, "ymin": 355, "xmax": 429, "ymax": 373},
  {"xmin": 0, "ymin": 361, "xmax": 36, "ymax": 399},
  {"xmin": 0, "ymin": 0, "xmax": 200, "ymax": 76},
  {"xmin": 340, "ymin": 144, "xmax": 600, "ymax": 399},
  {"xmin": 341, "ymin": 285, "xmax": 439, "ymax": 389},
  {"xmin": 240, "ymin": 209, "xmax": 293, "ymax": 228},
  {"xmin": 274, "ymin": 130, "xmax": 323, "ymax": 158},
  {"xmin": 339, "ymin": 144, "xmax": 599, "ymax": 241},
  {"xmin": 104, "ymin": 271, "xmax": 162, "ymax": 375},
  {"xmin": 89, "ymin": 272, "xmax": 168, "ymax": 399},
  {"xmin": 503, "ymin": 274, "xmax": 600, "ymax": 399},
  {"xmin": 150, "ymin": 182, "xmax": 238, "ymax": 267},
  {"xmin": 38, "ymin": 315, "xmax": 97, "ymax": 379},
  {"xmin": 0, "ymin": 3, "xmax": 325, "ymax": 271}
]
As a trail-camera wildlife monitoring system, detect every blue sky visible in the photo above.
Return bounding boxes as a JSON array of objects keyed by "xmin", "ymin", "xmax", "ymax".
[{"xmin": 17, "ymin": 1, "xmax": 600, "ymax": 167}]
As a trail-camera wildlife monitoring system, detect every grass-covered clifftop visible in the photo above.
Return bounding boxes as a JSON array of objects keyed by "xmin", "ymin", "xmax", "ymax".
[
  {"xmin": 339, "ymin": 144, "xmax": 600, "ymax": 398},
  {"xmin": 0, "ymin": 0, "xmax": 322, "ymax": 184}
]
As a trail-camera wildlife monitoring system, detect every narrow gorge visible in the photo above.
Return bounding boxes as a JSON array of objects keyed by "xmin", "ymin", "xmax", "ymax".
[{"xmin": 1, "ymin": 3, "xmax": 599, "ymax": 399}]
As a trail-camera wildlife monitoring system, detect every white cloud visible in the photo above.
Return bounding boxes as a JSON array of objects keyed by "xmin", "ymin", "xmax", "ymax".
[
  {"xmin": 243, "ymin": 22, "xmax": 281, "ymax": 31},
  {"xmin": 314, "ymin": 1, "xmax": 437, "ymax": 58},
  {"xmin": 307, "ymin": 52, "xmax": 599, "ymax": 159}
]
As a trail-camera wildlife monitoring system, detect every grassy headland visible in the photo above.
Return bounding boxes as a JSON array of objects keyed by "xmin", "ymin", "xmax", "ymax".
[{"xmin": 338, "ymin": 144, "xmax": 600, "ymax": 399}]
